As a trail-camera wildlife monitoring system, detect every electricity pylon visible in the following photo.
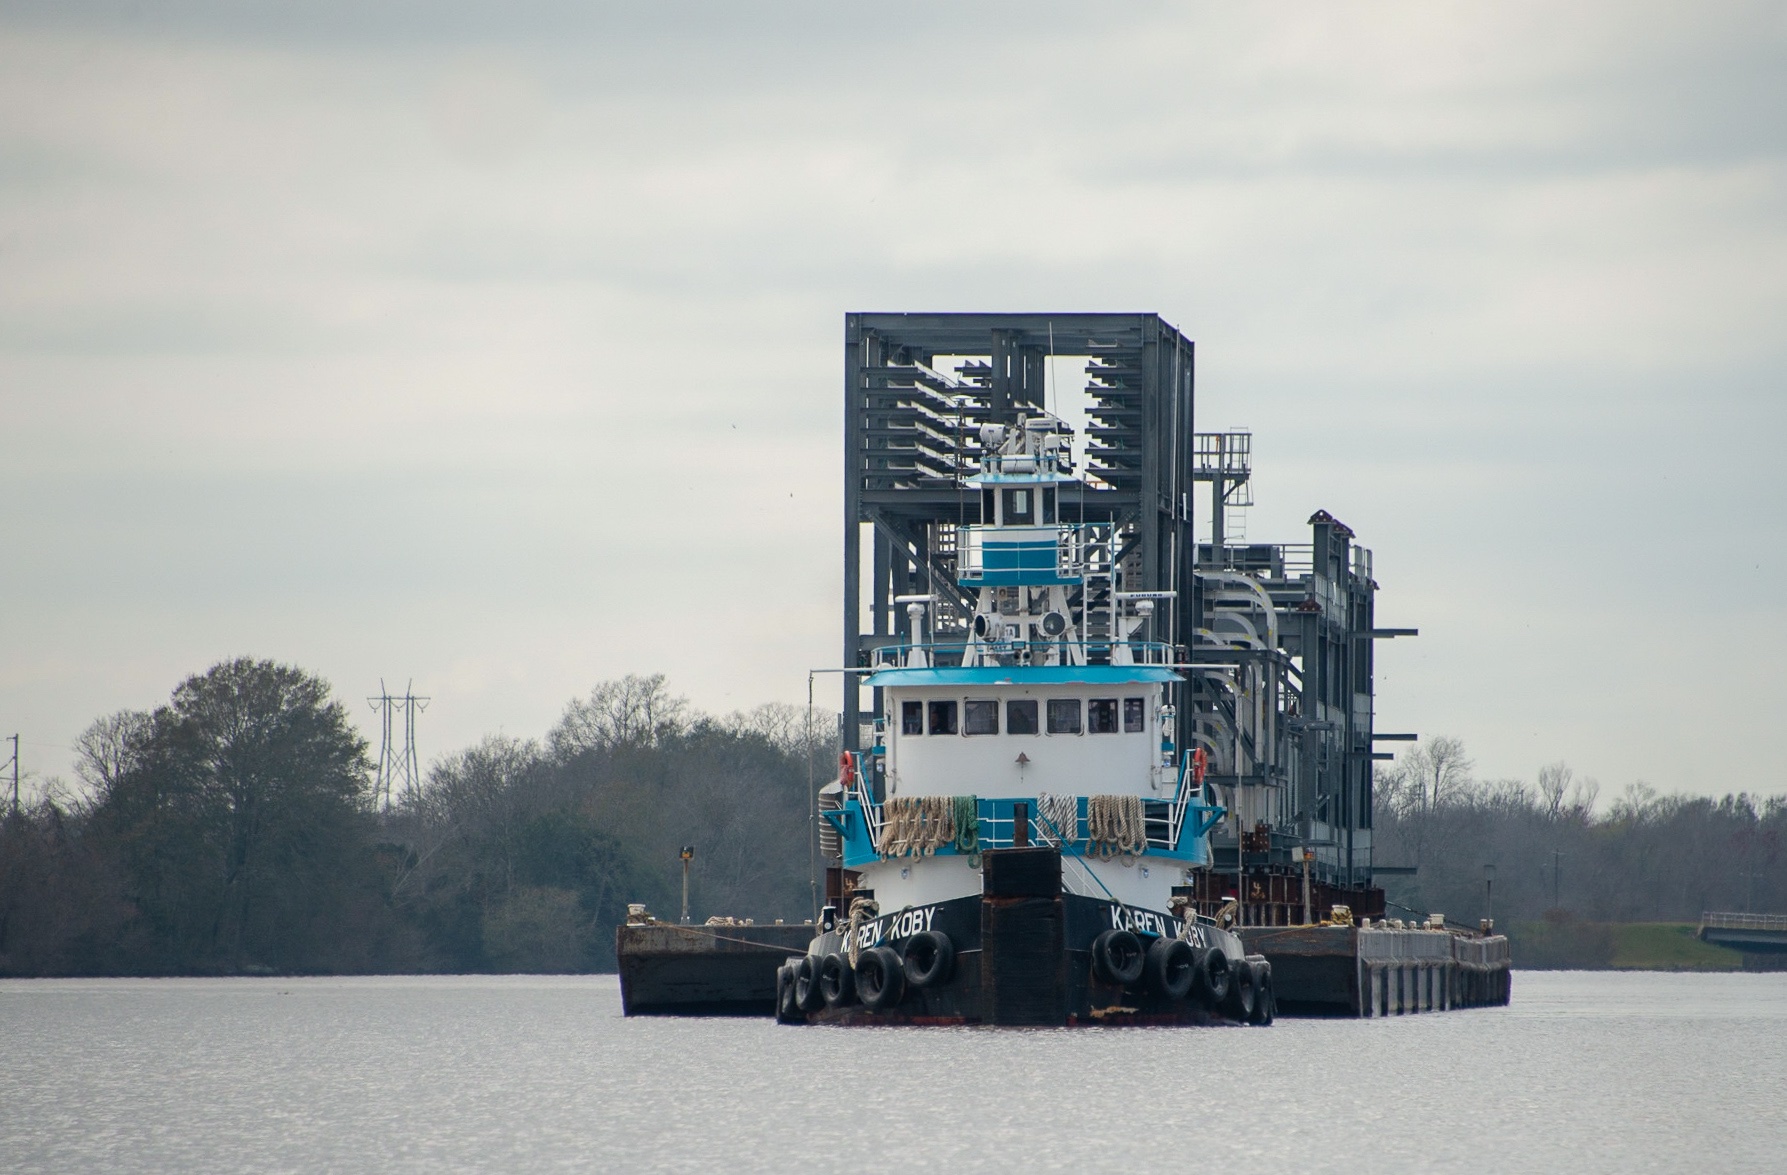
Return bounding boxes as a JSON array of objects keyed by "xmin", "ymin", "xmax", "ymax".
[{"xmin": 368, "ymin": 681, "xmax": 429, "ymax": 811}]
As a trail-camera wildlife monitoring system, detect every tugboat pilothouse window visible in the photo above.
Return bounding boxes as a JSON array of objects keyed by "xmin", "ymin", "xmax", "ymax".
[
  {"xmin": 1124, "ymin": 698, "xmax": 1145, "ymax": 733},
  {"xmin": 1088, "ymin": 699, "xmax": 1119, "ymax": 734},
  {"xmin": 964, "ymin": 700, "xmax": 999, "ymax": 735},
  {"xmin": 1003, "ymin": 488, "xmax": 1032, "ymax": 525},
  {"xmin": 1007, "ymin": 699, "xmax": 1039, "ymax": 734},
  {"xmin": 901, "ymin": 701, "xmax": 923, "ymax": 736},
  {"xmin": 928, "ymin": 700, "xmax": 958, "ymax": 736},
  {"xmin": 1046, "ymin": 699, "xmax": 1081, "ymax": 734}
]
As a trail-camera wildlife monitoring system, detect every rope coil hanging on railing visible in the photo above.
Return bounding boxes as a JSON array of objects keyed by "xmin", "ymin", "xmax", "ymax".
[
  {"xmin": 878, "ymin": 794, "xmax": 983, "ymax": 864},
  {"xmin": 952, "ymin": 794, "xmax": 981, "ymax": 868},
  {"xmin": 879, "ymin": 795, "xmax": 954, "ymax": 858},
  {"xmin": 1035, "ymin": 793, "xmax": 1080, "ymax": 847},
  {"xmin": 1086, "ymin": 794, "xmax": 1147, "ymax": 863}
]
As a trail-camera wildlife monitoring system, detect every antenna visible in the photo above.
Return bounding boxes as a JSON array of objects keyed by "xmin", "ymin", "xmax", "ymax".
[{"xmin": 368, "ymin": 681, "xmax": 429, "ymax": 811}]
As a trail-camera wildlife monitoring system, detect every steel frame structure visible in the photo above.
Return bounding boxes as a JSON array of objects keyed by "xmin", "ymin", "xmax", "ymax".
[
  {"xmin": 840, "ymin": 311, "xmax": 1407, "ymax": 901},
  {"xmin": 844, "ymin": 312, "xmax": 1196, "ymax": 738}
]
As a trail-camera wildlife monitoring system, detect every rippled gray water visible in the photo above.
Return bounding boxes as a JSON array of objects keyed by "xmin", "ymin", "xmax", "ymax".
[{"xmin": 3, "ymin": 971, "xmax": 1784, "ymax": 1172}]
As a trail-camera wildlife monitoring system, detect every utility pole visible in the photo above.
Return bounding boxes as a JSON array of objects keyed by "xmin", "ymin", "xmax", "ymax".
[
  {"xmin": 368, "ymin": 681, "xmax": 429, "ymax": 811},
  {"xmin": 1484, "ymin": 863, "xmax": 1496, "ymax": 928},
  {"xmin": 1301, "ymin": 848, "xmax": 1314, "ymax": 925},
  {"xmin": 680, "ymin": 846, "xmax": 695, "ymax": 924}
]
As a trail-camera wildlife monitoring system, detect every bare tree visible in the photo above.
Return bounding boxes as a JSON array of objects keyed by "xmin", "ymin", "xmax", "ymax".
[
  {"xmin": 1568, "ymin": 775, "xmax": 1600, "ymax": 817},
  {"xmin": 1403, "ymin": 736, "xmax": 1474, "ymax": 811},
  {"xmin": 1537, "ymin": 761, "xmax": 1573, "ymax": 819},
  {"xmin": 549, "ymin": 674, "xmax": 689, "ymax": 759},
  {"xmin": 71, "ymin": 710, "xmax": 153, "ymax": 804}
]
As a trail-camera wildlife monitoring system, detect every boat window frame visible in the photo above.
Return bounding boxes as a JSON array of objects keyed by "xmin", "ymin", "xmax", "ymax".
[
  {"xmin": 963, "ymin": 699, "xmax": 1000, "ymax": 736},
  {"xmin": 1006, "ymin": 698, "xmax": 1039, "ymax": 735},
  {"xmin": 1046, "ymin": 698, "xmax": 1082, "ymax": 735},
  {"xmin": 1003, "ymin": 487, "xmax": 1033, "ymax": 525},
  {"xmin": 927, "ymin": 699, "xmax": 958, "ymax": 736},
  {"xmin": 901, "ymin": 700, "xmax": 924, "ymax": 736},
  {"xmin": 1123, "ymin": 697, "xmax": 1146, "ymax": 733},
  {"xmin": 1088, "ymin": 698, "xmax": 1119, "ymax": 734}
]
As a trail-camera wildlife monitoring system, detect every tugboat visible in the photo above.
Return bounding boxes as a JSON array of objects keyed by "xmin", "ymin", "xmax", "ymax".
[{"xmin": 777, "ymin": 414, "xmax": 1270, "ymax": 1026}]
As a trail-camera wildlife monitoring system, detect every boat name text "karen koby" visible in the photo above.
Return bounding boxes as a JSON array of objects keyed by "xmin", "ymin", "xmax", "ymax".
[{"xmin": 855, "ymin": 904, "xmax": 940, "ymax": 951}]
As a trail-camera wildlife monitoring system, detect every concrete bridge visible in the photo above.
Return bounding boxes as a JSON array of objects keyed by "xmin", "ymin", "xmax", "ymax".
[{"xmin": 1699, "ymin": 912, "xmax": 1787, "ymax": 969}]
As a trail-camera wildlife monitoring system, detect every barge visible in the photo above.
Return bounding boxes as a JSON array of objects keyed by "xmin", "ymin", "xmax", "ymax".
[{"xmin": 617, "ymin": 312, "xmax": 1512, "ymax": 1019}]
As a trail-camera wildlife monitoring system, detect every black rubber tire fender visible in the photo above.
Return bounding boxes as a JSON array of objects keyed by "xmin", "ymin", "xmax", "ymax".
[
  {"xmin": 1193, "ymin": 947, "xmax": 1231, "ymax": 1008},
  {"xmin": 1145, "ymin": 937, "xmax": 1197, "ymax": 1000},
  {"xmin": 1247, "ymin": 959, "xmax": 1274, "ymax": 1025},
  {"xmin": 794, "ymin": 953, "xmax": 826, "ymax": 1013},
  {"xmin": 820, "ymin": 952, "xmax": 856, "ymax": 1008},
  {"xmin": 1222, "ymin": 952, "xmax": 1256, "ymax": 1021},
  {"xmin": 901, "ymin": 930, "xmax": 955, "ymax": 989},
  {"xmin": 855, "ymin": 945, "xmax": 907, "ymax": 1011},
  {"xmin": 777, "ymin": 963, "xmax": 807, "ymax": 1023},
  {"xmin": 1091, "ymin": 928, "xmax": 1146, "ymax": 987}
]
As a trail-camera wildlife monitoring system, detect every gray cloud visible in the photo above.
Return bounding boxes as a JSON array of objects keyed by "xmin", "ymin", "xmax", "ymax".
[{"xmin": 2, "ymin": 1, "xmax": 1782, "ymax": 799}]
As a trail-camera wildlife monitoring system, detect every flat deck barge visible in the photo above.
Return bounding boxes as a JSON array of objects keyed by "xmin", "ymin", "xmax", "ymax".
[{"xmin": 617, "ymin": 920, "xmax": 814, "ymax": 1016}]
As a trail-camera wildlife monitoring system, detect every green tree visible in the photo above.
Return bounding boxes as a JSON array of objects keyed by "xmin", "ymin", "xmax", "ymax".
[{"xmin": 86, "ymin": 657, "xmax": 379, "ymax": 973}]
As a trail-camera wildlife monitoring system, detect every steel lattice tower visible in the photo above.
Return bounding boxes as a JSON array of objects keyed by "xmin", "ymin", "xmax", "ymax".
[{"xmin": 369, "ymin": 681, "xmax": 428, "ymax": 810}]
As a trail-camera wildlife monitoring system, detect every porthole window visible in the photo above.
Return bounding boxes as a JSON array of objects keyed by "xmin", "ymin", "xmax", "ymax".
[
  {"xmin": 1124, "ymin": 698, "xmax": 1145, "ymax": 733},
  {"xmin": 1007, "ymin": 699, "xmax": 1039, "ymax": 735},
  {"xmin": 901, "ymin": 701, "xmax": 923, "ymax": 736},
  {"xmin": 964, "ymin": 700, "xmax": 999, "ymax": 735},
  {"xmin": 1088, "ymin": 699, "xmax": 1119, "ymax": 734},
  {"xmin": 1046, "ymin": 699, "xmax": 1082, "ymax": 734},
  {"xmin": 928, "ymin": 700, "xmax": 958, "ymax": 736}
]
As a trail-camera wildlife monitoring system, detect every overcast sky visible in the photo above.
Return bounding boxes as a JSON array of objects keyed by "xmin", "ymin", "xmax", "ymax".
[{"xmin": 3, "ymin": 1, "xmax": 1783, "ymax": 803}]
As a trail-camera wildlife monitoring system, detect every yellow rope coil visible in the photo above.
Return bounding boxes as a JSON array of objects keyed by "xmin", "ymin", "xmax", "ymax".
[
  {"xmin": 1086, "ymin": 794, "xmax": 1147, "ymax": 863},
  {"xmin": 880, "ymin": 795, "xmax": 956, "ymax": 858}
]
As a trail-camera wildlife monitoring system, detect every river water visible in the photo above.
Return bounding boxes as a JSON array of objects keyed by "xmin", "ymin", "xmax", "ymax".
[{"xmin": 3, "ymin": 971, "xmax": 1783, "ymax": 1172}]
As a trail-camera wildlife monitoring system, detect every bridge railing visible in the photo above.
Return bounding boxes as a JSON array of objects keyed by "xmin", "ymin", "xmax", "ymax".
[{"xmin": 1700, "ymin": 911, "xmax": 1787, "ymax": 932}]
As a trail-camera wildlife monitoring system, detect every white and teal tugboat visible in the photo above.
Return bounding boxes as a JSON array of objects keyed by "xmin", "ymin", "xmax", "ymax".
[{"xmin": 777, "ymin": 415, "xmax": 1270, "ymax": 1026}]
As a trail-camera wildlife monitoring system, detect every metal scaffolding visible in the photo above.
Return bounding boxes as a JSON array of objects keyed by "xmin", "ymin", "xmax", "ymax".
[{"xmin": 842, "ymin": 311, "xmax": 1413, "ymax": 910}]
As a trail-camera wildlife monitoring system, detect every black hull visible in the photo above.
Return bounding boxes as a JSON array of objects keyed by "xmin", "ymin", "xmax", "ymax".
[
  {"xmin": 783, "ymin": 849, "xmax": 1261, "ymax": 1028},
  {"xmin": 617, "ymin": 922, "xmax": 816, "ymax": 1017}
]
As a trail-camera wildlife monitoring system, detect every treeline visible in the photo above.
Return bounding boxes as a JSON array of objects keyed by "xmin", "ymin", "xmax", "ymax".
[
  {"xmin": 0, "ymin": 660, "xmax": 832, "ymax": 976},
  {"xmin": 1373, "ymin": 737, "xmax": 1786, "ymax": 927},
  {"xmin": 5, "ymin": 661, "xmax": 1783, "ymax": 977}
]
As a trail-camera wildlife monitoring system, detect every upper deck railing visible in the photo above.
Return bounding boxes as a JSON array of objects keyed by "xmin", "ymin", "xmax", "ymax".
[
  {"xmin": 832, "ymin": 751, "xmax": 1221, "ymax": 867},
  {"xmin": 867, "ymin": 640, "xmax": 1181, "ymax": 671}
]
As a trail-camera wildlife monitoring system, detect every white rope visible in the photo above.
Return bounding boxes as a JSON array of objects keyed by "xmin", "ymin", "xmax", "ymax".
[
  {"xmin": 843, "ymin": 896, "xmax": 880, "ymax": 965},
  {"xmin": 880, "ymin": 795, "xmax": 956, "ymax": 858},
  {"xmin": 1035, "ymin": 792, "xmax": 1080, "ymax": 846},
  {"xmin": 1086, "ymin": 794, "xmax": 1146, "ymax": 863}
]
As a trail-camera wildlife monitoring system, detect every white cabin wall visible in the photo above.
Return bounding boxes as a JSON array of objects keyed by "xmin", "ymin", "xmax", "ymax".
[{"xmin": 883, "ymin": 685, "xmax": 1163, "ymax": 799}]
